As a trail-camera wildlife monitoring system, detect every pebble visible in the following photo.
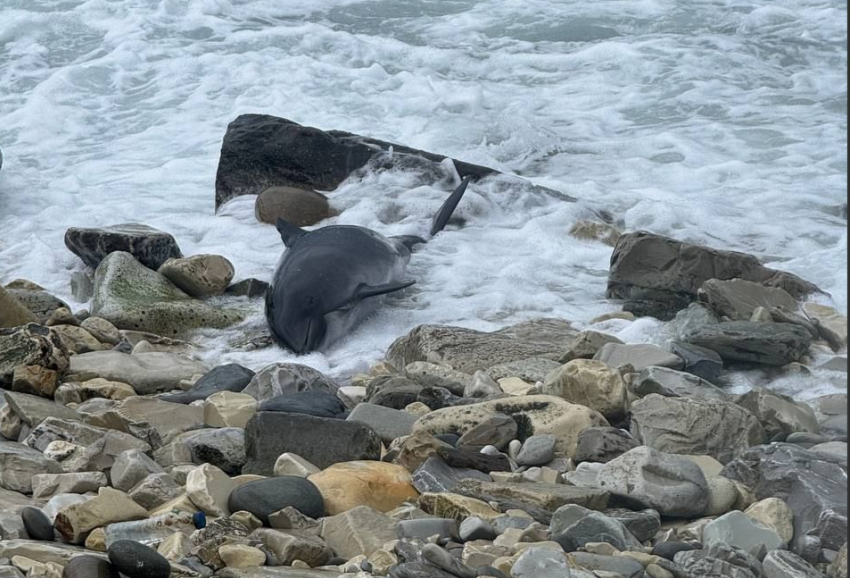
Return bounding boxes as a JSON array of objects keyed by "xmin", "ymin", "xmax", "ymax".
[
  {"xmin": 515, "ymin": 435, "xmax": 556, "ymax": 467},
  {"xmin": 62, "ymin": 555, "xmax": 118, "ymax": 578},
  {"xmin": 459, "ymin": 516, "xmax": 497, "ymax": 542},
  {"xmin": 651, "ymin": 540, "xmax": 699, "ymax": 561},
  {"xmin": 107, "ymin": 540, "xmax": 171, "ymax": 578},
  {"xmin": 422, "ymin": 543, "xmax": 477, "ymax": 578},
  {"xmin": 20, "ymin": 507, "xmax": 54, "ymax": 542}
]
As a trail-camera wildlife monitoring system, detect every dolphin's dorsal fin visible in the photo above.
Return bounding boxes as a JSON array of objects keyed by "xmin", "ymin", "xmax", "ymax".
[
  {"xmin": 275, "ymin": 218, "xmax": 307, "ymax": 247},
  {"xmin": 430, "ymin": 175, "xmax": 472, "ymax": 236},
  {"xmin": 325, "ymin": 280, "xmax": 416, "ymax": 312}
]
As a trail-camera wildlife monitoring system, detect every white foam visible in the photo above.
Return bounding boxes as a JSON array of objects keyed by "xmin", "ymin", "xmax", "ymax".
[{"xmin": 0, "ymin": 0, "xmax": 845, "ymax": 393}]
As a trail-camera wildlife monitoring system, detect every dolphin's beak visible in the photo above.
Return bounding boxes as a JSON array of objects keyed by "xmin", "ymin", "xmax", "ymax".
[{"xmin": 285, "ymin": 317, "xmax": 325, "ymax": 355}]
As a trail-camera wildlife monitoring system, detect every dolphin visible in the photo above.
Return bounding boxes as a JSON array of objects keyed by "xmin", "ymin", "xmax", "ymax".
[{"xmin": 265, "ymin": 175, "xmax": 472, "ymax": 354}]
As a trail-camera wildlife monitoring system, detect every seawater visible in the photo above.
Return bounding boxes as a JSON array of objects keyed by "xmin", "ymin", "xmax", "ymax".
[{"xmin": 0, "ymin": 0, "xmax": 846, "ymax": 398}]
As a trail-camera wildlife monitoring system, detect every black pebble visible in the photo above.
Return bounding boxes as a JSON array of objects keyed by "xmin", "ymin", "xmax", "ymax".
[
  {"xmin": 20, "ymin": 507, "xmax": 54, "ymax": 542},
  {"xmin": 107, "ymin": 540, "xmax": 171, "ymax": 578},
  {"xmin": 651, "ymin": 540, "xmax": 699, "ymax": 561}
]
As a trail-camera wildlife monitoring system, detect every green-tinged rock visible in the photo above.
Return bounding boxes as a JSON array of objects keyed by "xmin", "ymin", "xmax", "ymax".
[
  {"xmin": 0, "ymin": 287, "xmax": 37, "ymax": 329},
  {"xmin": 90, "ymin": 251, "xmax": 242, "ymax": 336}
]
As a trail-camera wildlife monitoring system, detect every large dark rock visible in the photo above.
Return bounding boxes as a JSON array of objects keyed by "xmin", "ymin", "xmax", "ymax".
[
  {"xmin": 721, "ymin": 443, "xmax": 848, "ymax": 554},
  {"xmin": 64, "ymin": 224, "xmax": 182, "ymax": 270},
  {"xmin": 228, "ymin": 476, "xmax": 324, "ymax": 523},
  {"xmin": 176, "ymin": 427, "xmax": 245, "ymax": 475},
  {"xmin": 20, "ymin": 507, "xmax": 53, "ymax": 541},
  {"xmin": 366, "ymin": 375, "xmax": 424, "ymax": 410},
  {"xmin": 604, "ymin": 508, "xmax": 661, "ymax": 543},
  {"xmin": 687, "ymin": 321, "xmax": 812, "ymax": 366},
  {"xmin": 243, "ymin": 411, "xmax": 382, "ymax": 474},
  {"xmin": 214, "ymin": 114, "xmax": 500, "ymax": 211},
  {"xmin": 258, "ymin": 391, "xmax": 347, "ymax": 418},
  {"xmin": 160, "ymin": 363, "xmax": 255, "ymax": 404},
  {"xmin": 668, "ymin": 341, "xmax": 724, "ymax": 382},
  {"xmin": 632, "ymin": 366, "xmax": 728, "ymax": 400},
  {"xmin": 107, "ymin": 540, "xmax": 171, "ymax": 578},
  {"xmin": 607, "ymin": 231, "xmax": 820, "ymax": 321}
]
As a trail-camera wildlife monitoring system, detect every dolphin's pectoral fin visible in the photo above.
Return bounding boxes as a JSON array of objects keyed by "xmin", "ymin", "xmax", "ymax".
[
  {"xmin": 430, "ymin": 175, "xmax": 472, "ymax": 236},
  {"xmin": 275, "ymin": 218, "xmax": 308, "ymax": 247},
  {"xmin": 325, "ymin": 280, "xmax": 416, "ymax": 312}
]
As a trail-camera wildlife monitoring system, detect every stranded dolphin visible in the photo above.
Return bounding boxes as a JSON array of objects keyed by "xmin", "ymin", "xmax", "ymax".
[{"xmin": 265, "ymin": 176, "xmax": 472, "ymax": 354}]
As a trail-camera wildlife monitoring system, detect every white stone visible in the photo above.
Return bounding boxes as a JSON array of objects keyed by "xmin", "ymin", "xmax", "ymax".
[
  {"xmin": 273, "ymin": 453, "xmax": 321, "ymax": 478},
  {"xmin": 186, "ymin": 463, "xmax": 235, "ymax": 518}
]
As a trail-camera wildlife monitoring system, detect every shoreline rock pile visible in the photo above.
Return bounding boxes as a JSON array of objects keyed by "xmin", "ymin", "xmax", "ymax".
[{"xmin": 0, "ymin": 117, "xmax": 845, "ymax": 577}]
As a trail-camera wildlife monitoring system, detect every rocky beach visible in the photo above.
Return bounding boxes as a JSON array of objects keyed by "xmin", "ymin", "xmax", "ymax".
[{"xmin": 0, "ymin": 114, "xmax": 846, "ymax": 578}]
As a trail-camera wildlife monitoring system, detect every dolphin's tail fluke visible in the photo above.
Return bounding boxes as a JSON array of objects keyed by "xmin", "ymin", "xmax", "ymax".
[{"xmin": 430, "ymin": 175, "xmax": 472, "ymax": 236}]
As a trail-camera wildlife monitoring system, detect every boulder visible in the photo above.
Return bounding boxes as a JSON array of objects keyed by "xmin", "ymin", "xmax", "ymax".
[
  {"xmin": 258, "ymin": 390, "xmax": 346, "ymax": 418},
  {"xmin": 243, "ymin": 411, "xmax": 382, "ymax": 475},
  {"xmin": 387, "ymin": 320, "xmax": 576, "ymax": 375},
  {"xmin": 0, "ymin": 442, "xmax": 63, "ymax": 494},
  {"xmin": 64, "ymin": 223, "xmax": 182, "ymax": 269},
  {"xmin": 687, "ymin": 321, "xmax": 812, "ymax": 366},
  {"xmin": 734, "ymin": 388, "xmax": 820, "ymax": 438},
  {"xmin": 631, "ymin": 366, "xmax": 728, "ymax": 399},
  {"xmin": 158, "ymin": 254, "xmax": 235, "ymax": 298},
  {"xmin": 31, "ymin": 473, "xmax": 107, "ymax": 500},
  {"xmin": 204, "ymin": 391, "xmax": 257, "ymax": 428},
  {"xmin": 250, "ymin": 528, "xmax": 332, "ymax": 567},
  {"xmin": 702, "ymin": 510, "xmax": 786, "ymax": 560},
  {"xmin": 214, "ymin": 114, "xmax": 499, "ymax": 211},
  {"xmin": 308, "ymin": 461, "xmax": 419, "ymax": 516},
  {"xmin": 630, "ymin": 394, "xmax": 766, "ymax": 463},
  {"xmin": 597, "ymin": 446, "xmax": 709, "ymax": 518},
  {"xmin": 255, "ymin": 186, "xmax": 331, "ymax": 226},
  {"xmin": 560, "ymin": 330, "xmax": 624, "ymax": 363},
  {"xmin": 0, "ymin": 287, "xmax": 37, "ymax": 329},
  {"xmin": 721, "ymin": 443, "xmax": 848, "ymax": 554},
  {"xmin": 762, "ymin": 549, "xmax": 824, "ymax": 578},
  {"xmin": 173, "ymin": 427, "xmax": 246, "ymax": 475},
  {"xmin": 319, "ymin": 505, "xmax": 399, "ymax": 559},
  {"xmin": 745, "ymin": 498, "xmax": 794, "ymax": 544},
  {"xmin": 413, "ymin": 395, "xmax": 608, "ymax": 457},
  {"xmin": 104, "ymin": 449, "xmax": 163, "ymax": 492},
  {"xmin": 90, "ymin": 251, "xmax": 242, "ymax": 335},
  {"xmin": 0, "ymin": 325, "xmax": 69, "ymax": 388},
  {"xmin": 186, "ymin": 463, "xmax": 235, "ymax": 517},
  {"xmin": 549, "ymin": 504, "xmax": 640, "ymax": 552},
  {"xmin": 540, "ymin": 359, "xmax": 628, "ymax": 421},
  {"xmin": 5, "ymin": 286, "xmax": 70, "ymax": 325},
  {"xmin": 606, "ymin": 231, "xmax": 820, "ymax": 320},
  {"xmin": 804, "ymin": 302, "xmax": 847, "ymax": 350},
  {"xmin": 66, "ymin": 350, "xmax": 207, "ymax": 395},
  {"xmin": 4, "ymin": 391, "xmax": 81, "ymax": 428}
]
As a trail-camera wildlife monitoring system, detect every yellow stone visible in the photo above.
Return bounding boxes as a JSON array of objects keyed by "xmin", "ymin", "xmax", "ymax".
[
  {"xmin": 309, "ymin": 461, "xmax": 419, "ymax": 516},
  {"xmin": 418, "ymin": 493, "xmax": 500, "ymax": 522}
]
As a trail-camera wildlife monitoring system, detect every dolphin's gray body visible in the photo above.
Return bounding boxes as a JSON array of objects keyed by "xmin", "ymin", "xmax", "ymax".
[{"xmin": 266, "ymin": 176, "xmax": 471, "ymax": 354}]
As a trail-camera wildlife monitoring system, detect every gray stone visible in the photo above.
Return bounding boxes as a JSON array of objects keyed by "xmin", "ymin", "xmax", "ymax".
[
  {"xmin": 668, "ymin": 341, "xmax": 724, "ymax": 382},
  {"xmin": 632, "ymin": 366, "xmax": 728, "ymax": 399},
  {"xmin": 4, "ymin": 395, "xmax": 82, "ymax": 432},
  {"xmin": 721, "ymin": 443, "xmax": 847, "ymax": 555},
  {"xmin": 687, "ymin": 321, "xmax": 812, "ymax": 366},
  {"xmin": 594, "ymin": 342, "xmax": 684, "ymax": 371},
  {"xmin": 24, "ymin": 417, "xmax": 137, "ymax": 453},
  {"xmin": 412, "ymin": 457, "xmax": 491, "ymax": 494},
  {"xmin": 456, "ymin": 415, "xmax": 518, "ymax": 450},
  {"xmin": 62, "ymin": 429, "xmax": 153, "ymax": 473},
  {"xmin": 549, "ymin": 504, "xmax": 640, "ymax": 552},
  {"xmin": 813, "ymin": 509, "xmax": 848, "ymax": 551},
  {"xmin": 244, "ymin": 411, "xmax": 381, "ymax": 474},
  {"xmin": 458, "ymin": 516, "xmax": 496, "ymax": 542},
  {"xmin": 606, "ymin": 232, "xmax": 819, "ymax": 320},
  {"xmin": 5, "ymin": 288, "xmax": 70, "ymax": 325},
  {"xmin": 224, "ymin": 278, "xmax": 270, "ymax": 299},
  {"xmin": 160, "ymin": 363, "xmax": 255, "ymax": 404},
  {"xmin": 347, "ymin": 403, "xmax": 418, "ymax": 444},
  {"xmin": 699, "ymin": 278, "xmax": 799, "ymax": 321},
  {"xmin": 255, "ymin": 186, "xmax": 331, "ymax": 226},
  {"xmin": 703, "ymin": 510, "xmax": 786, "ymax": 560},
  {"xmin": 90, "ymin": 251, "xmax": 242, "ymax": 335},
  {"xmin": 675, "ymin": 542, "xmax": 763, "ymax": 578},
  {"xmin": 320, "ymin": 505, "xmax": 398, "ymax": 559},
  {"xmin": 173, "ymin": 427, "xmax": 246, "ymax": 475},
  {"xmin": 574, "ymin": 427, "xmax": 640, "ymax": 464},
  {"xmin": 422, "ymin": 543, "xmax": 476, "ymax": 578},
  {"xmin": 241, "ymin": 362, "xmax": 338, "ymax": 401},
  {"xmin": 397, "ymin": 518, "xmax": 459, "ymax": 542},
  {"xmin": 157, "ymin": 254, "xmax": 235, "ymax": 298},
  {"xmin": 31, "ymin": 472, "xmax": 107, "ymax": 500},
  {"xmin": 387, "ymin": 320, "xmax": 576, "ymax": 375},
  {"xmin": 66, "ymin": 350, "xmax": 207, "ymax": 395},
  {"xmin": 631, "ymin": 394, "xmax": 766, "ymax": 463},
  {"xmin": 70, "ymin": 272, "xmax": 94, "ymax": 303},
  {"xmin": 511, "ymin": 546, "xmax": 572, "ymax": 578},
  {"xmin": 64, "ymin": 223, "xmax": 182, "ymax": 269},
  {"xmin": 0, "ymin": 442, "xmax": 63, "ymax": 494},
  {"xmin": 110, "ymin": 449, "xmax": 164, "ymax": 492},
  {"xmin": 516, "ymin": 435, "xmax": 557, "ymax": 467},
  {"xmin": 250, "ymin": 527, "xmax": 332, "ymax": 567},
  {"xmin": 734, "ymin": 387, "xmax": 820, "ymax": 439},
  {"xmin": 603, "ymin": 508, "xmax": 661, "ymax": 543},
  {"xmin": 561, "ymin": 331, "xmax": 624, "ymax": 363},
  {"xmin": 403, "ymin": 362, "xmax": 471, "ymax": 394},
  {"xmin": 597, "ymin": 446, "xmax": 709, "ymax": 517}
]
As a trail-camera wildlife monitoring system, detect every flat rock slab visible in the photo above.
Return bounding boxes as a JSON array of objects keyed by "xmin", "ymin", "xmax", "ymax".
[
  {"xmin": 606, "ymin": 231, "xmax": 820, "ymax": 313},
  {"xmin": 686, "ymin": 321, "xmax": 812, "ymax": 366},
  {"xmin": 90, "ymin": 251, "xmax": 242, "ymax": 336},
  {"xmin": 214, "ymin": 114, "xmax": 500, "ymax": 211},
  {"xmin": 451, "ymin": 479, "xmax": 609, "ymax": 524},
  {"xmin": 64, "ymin": 223, "xmax": 182, "ymax": 269},
  {"xmin": 412, "ymin": 457, "xmax": 491, "ymax": 494},
  {"xmin": 594, "ymin": 343, "xmax": 684, "ymax": 371},
  {"xmin": 67, "ymin": 350, "xmax": 207, "ymax": 395},
  {"xmin": 632, "ymin": 366, "xmax": 728, "ymax": 399},
  {"xmin": 243, "ymin": 411, "xmax": 382, "ymax": 474},
  {"xmin": 698, "ymin": 278, "xmax": 799, "ymax": 321},
  {"xmin": 4, "ymin": 391, "xmax": 81, "ymax": 427},
  {"xmin": 387, "ymin": 320, "xmax": 576, "ymax": 374},
  {"xmin": 347, "ymin": 403, "xmax": 418, "ymax": 444},
  {"xmin": 0, "ymin": 442, "xmax": 63, "ymax": 493}
]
